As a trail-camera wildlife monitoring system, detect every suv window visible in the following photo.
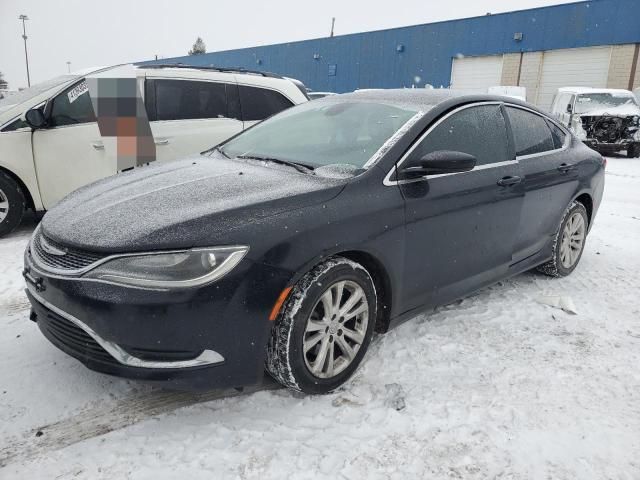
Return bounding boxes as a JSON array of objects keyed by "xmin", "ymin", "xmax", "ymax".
[
  {"xmin": 49, "ymin": 81, "xmax": 96, "ymax": 127},
  {"xmin": 146, "ymin": 79, "xmax": 228, "ymax": 121},
  {"xmin": 238, "ymin": 85, "xmax": 293, "ymax": 121},
  {"xmin": 505, "ymin": 107, "xmax": 555, "ymax": 157},
  {"xmin": 1, "ymin": 117, "xmax": 29, "ymax": 132},
  {"xmin": 409, "ymin": 104, "xmax": 509, "ymax": 167},
  {"xmin": 554, "ymin": 93, "xmax": 572, "ymax": 114}
]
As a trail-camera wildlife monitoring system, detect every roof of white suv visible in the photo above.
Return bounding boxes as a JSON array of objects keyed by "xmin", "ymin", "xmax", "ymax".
[
  {"xmin": 138, "ymin": 64, "xmax": 310, "ymax": 102},
  {"xmin": 558, "ymin": 87, "xmax": 635, "ymax": 96}
]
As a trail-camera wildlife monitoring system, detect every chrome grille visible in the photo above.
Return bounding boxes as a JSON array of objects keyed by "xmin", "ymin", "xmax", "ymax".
[{"xmin": 31, "ymin": 230, "xmax": 106, "ymax": 273}]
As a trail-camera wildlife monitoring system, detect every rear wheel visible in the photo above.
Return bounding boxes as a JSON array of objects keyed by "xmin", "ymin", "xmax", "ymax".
[
  {"xmin": 537, "ymin": 201, "xmax": 588, "ymax": 277},
  {"xmin": 266, "ymin": 257, "xmax": 377, "ymax": 394},
  {"xmin": 0, "ymin": 172, "xmax": 26, "ymax": 238}
]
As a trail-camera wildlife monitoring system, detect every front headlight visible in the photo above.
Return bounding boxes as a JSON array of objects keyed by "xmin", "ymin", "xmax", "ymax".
[{"xmin": 84, "ymin": 246, "xmax": 249, "ymax": 289}]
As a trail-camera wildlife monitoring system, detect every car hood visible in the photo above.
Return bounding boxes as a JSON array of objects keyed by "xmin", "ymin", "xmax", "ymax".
[
  {"xmin": 578, "ymin": 103, "xmax": 640, "ymax": 117},
  {"xmin": 41, "ymin": 155, "xmax": 347, "ymax": 252}
]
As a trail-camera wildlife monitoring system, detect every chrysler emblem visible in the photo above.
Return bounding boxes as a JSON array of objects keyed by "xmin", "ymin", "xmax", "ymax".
[{"xmin": 40, "ymin": 237, "xmax": 67, "ymax": 256}]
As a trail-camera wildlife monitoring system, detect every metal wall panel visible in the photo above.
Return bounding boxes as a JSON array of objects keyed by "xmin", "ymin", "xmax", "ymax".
[{"xmin": 141, "ymin": 0, "xmax": 640, "ymax": 94}]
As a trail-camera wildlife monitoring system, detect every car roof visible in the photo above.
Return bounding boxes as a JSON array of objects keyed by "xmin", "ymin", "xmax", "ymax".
[
  {"xmin": 558, "ymin": 87, "xmax": 635, "ymax": 96},
  {"xmin": 317, "ymin": 88, "xmax": 536, "ymax": 112}
]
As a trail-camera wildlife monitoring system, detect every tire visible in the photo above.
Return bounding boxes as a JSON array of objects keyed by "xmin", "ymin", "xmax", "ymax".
[
  {"xmin": 537, "ymin": 201, "xmax": 588, "ymax": 277},
  {"xmin": 627, "ymin": 145, "xmax": 640, "ymax": 158},
  {"xmin": 0, "ymin": 172, "xmax": 26, "ymax": 238},
  {"xmin": 266, "ymin": 257, "xmax": 377, "ymax": 394}
]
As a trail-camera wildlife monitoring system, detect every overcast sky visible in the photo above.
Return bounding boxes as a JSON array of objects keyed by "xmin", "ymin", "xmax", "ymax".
[{"xmin": 0, "ymin": 0, "xmax": 574, "ymax": 90}]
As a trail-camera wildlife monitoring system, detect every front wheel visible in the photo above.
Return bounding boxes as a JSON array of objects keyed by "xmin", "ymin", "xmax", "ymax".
[
  {"xmin": 537, "ymin": 201, "xmax": 588, "ymax": 277},
  {"xmin": 0, "ymin": 172, "xmax": 26, "ymax": 238},
  {"xmin": 266, "ymin": 257, "xmax": 377, "ymax": 394},
  {"xmin": 627, "ymin": 145, "xmax": 640, "ymax": 158}
]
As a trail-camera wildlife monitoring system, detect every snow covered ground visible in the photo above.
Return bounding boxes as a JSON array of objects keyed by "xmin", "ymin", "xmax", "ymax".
[{"xmin": 1, "ymin": 155, "xmax": 639, "ymax": 479}]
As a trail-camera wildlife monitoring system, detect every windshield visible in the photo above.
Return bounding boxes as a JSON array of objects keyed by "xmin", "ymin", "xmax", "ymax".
[
  {"xmin": 574, "ymin": 93, "xmax": 639, "ymax": 114},
  {"xmin": 0, "ymin": 75, "xmax": 77, "ymax": 110},
  {"xmin": 220, "ymin": 100, "xmax": 420, "ymax": 169}
]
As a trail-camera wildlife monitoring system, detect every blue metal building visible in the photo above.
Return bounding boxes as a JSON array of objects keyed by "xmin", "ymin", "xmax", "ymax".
[{"xmin": 142, "ymin": 0, "xmax": 640, "ymax": 104}]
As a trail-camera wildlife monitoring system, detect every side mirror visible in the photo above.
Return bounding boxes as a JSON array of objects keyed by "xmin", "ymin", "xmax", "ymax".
[
  {"xmin": 397, "ymin": 150, "xmax": 477, "ymax": 180},
  {"xmin": 566, "ymin": 103, "xmax": 573, "ymax": 114},
  {"xmin": 25, "ymin": 108, "xmax": 46, "ymax": 129}
]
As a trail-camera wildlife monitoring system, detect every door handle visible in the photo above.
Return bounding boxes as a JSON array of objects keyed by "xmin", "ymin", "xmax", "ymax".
[
  {"xmin": 557, "ymin": 163, "xmax": 575, "ymax": 174},
  {"xmin": 154, "ymin": 138, "xmax": 169, "ymax": 146},
  {"xmin": 497, "ymin": 175, "xmax": 522, "ymax": 187},
  {"xmin": 91, "ymin": 141, "xmax": 104, "ymax": 150}
]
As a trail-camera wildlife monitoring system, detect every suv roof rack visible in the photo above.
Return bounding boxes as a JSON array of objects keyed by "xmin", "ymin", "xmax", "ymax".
[{"xmin": 141, "ymin": 63, "xmax": 284, "ymax": 79}]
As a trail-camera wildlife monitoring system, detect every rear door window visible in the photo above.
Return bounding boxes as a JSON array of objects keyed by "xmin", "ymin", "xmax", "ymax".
[
  {"xmin": 238, "ymin": 85, "xmax": 293, "ymax": 121},
  {"xmin": 410, "ymin": 104, "xmax": 510, "ymax": 167},
  {"xmin": 49, "ymin": 80, "xmax": 96, "ymax": 127},
  {"xmin": 505, "ymin": 107, "xmax": 555, "ymax": 157},
  {"xmin": 146, "ymin": 79, "xmax": 228, "ymax": 121}
]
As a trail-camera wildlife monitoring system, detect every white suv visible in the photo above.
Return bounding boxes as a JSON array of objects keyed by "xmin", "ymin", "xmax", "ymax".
[{"xmin": 0, "ymin": 65, "xmax": 309, "ymax": 236}]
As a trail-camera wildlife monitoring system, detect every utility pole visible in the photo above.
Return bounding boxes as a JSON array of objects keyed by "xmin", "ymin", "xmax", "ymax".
[
  {"xmin": 330, "ymin": 17, "xmax": 335, "ymax": 37},
  {"xmin": 18, "ymin": 15, "xmax": 31, "ymax": 87},
  {"xmin": 66, "ymin": 61, "xmax": 71, "ymax": 73}
]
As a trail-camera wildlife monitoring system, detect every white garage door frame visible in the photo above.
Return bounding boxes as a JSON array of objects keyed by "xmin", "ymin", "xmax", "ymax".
[
  {"xmin": 535, "ymin": 46, "xmax": 613, "ymax": 110},
  {"xmin": 450, "ymin": 55, "xmax": 504, "ymax": 93}
]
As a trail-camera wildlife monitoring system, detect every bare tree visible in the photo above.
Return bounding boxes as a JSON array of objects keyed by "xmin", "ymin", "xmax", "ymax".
[{"xmin": 188, "ymin": 37, "xmax": 206, "ymax": 56}]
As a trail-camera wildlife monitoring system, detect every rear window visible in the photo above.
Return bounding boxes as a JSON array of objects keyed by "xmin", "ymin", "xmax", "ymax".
[
  {"xmin": 505, "ymin": 107, "xmax": 555, "ymax": 157},
  {"xmin": 146, "ymin": 79, "xmax": 228, "ymax": 121},
  {"xmin": 238, "ymin": 85, "xmax": 293, "ymax": 121}
]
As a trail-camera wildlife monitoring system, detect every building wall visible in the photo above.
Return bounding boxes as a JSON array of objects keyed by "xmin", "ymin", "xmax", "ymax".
[
  {"xmin": 518, "ymin": 52, "xmax": 544, "ymax": 103},
  {"xmin": 500, "ymin": 53, "xmax": 522, "ymax": 86},
  {"xmin": 631, "ymin": 45, "xmax": 640, "ymax": 90},
  {"xmin": 607, "ymin": 44, "xmax": 637, "ymax": 89},
  {"xmin": 141, "ymin": 0, "xmax": 640, "ymax": 95}
]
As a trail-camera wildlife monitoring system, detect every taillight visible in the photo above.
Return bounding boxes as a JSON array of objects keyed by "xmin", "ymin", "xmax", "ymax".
[{"xmin": 601, "ymin": 156, "xmax": 607, "ymax": 169}]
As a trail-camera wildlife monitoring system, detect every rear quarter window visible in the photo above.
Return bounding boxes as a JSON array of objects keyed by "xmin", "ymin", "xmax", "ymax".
[
  {"xmin": 238, "ymin": 85, "xmax": 293, "ymax": 122},
  {"xmin": 546, "ymin": 119, "xmax": 567, "ymax": 149}
]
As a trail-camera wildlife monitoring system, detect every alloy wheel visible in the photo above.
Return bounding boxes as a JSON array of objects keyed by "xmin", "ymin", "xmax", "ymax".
[
  {"xmin": 303, "ymin": 280, "xmax": 369, "ymax": 379},
  {"xmin": 0, "ymin": 188, "xmax": 9, "ymax": 223},
  {"xmin": 560, "ymin": 211, "xmax": 586, "ymax": 269}
]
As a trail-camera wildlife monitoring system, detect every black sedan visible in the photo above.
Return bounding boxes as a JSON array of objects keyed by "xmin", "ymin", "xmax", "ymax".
[{"xmin": 23, "ymin": 90, "xmax": 605, "ymax": 393}]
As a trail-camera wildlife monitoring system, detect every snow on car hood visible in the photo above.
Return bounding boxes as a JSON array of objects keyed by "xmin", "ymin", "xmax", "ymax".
[
  {"xmin": 41, "ymin": 155, "xmax": 346, "ymax": 252},
  {"xmin": 579, "ymin": 103, "xmax": 640, "ymax": 117}
]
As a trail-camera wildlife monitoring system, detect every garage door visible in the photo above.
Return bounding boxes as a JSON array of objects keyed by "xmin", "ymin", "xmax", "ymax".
[
  {"xmin": 450, "ymin": 55, "xmax": 504, "ymax": 93},
  {"xmin": 535, "ymin": 46, "xmax": 612, "ymax": 111}
]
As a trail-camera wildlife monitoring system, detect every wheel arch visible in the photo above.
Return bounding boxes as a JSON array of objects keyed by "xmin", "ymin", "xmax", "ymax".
[
  {"xmin": 290, "ymin": 248, "xmax": 394, "ymax": 334},
  {"xmin": 0, "ymin": 166, "xmax": 36, "ymax": 211},
  {"xmin": 573, "ymin": 191, "xmax": 593, "ymax": 226}
]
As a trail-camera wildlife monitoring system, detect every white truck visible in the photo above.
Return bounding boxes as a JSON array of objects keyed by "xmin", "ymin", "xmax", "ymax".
[{"xmin": 550, "ymin": 87, "xmax": 640, "ymax": 158}]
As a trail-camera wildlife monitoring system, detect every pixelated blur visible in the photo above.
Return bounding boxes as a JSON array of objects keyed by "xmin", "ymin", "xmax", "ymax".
[{"xmin": 86, "ymin": 76, "xmax": 155, "ymax": 170}]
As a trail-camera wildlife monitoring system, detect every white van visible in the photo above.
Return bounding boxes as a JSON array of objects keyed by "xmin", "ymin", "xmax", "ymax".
[{"xmin": 0, "ymin": 65, "xmax": 309, "ymax": 236}]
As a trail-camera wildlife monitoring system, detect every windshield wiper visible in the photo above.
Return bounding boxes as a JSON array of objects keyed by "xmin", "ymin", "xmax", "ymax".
[{"xmin": 236, "ymin": 155, "xmax": 315, "ymax": 175}]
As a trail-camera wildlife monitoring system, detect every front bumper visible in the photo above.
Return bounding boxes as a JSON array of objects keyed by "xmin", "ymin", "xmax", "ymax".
[
  {"xmin": 583, "ymin": 139, "xmax": 639, "ymax": 152},
  {"xmin": 24, "ymin": 247, "xmax": 292, "ymax": 390}
]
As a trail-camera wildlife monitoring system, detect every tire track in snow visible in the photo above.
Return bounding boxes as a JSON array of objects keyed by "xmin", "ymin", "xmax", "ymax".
[{"xmin": 0, "ymin": 380, "xmax": 280, "ymax": 468}]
